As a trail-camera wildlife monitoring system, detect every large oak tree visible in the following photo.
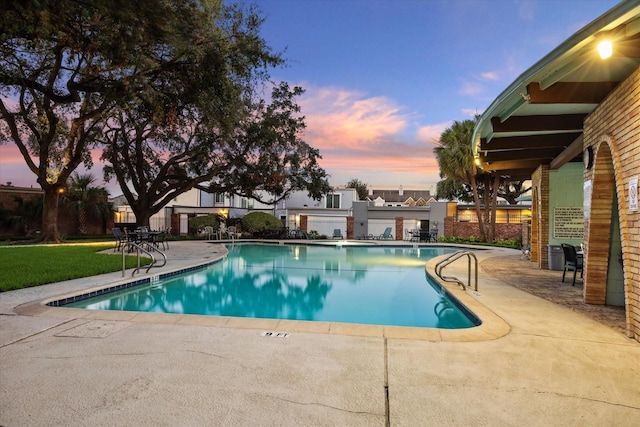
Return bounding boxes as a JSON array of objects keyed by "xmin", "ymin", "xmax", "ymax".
[
  {"xmin": 2, "ymin": 0, "xmax": 328, "ymax": 240},
  {"xmin": 102, "ymin": 82, "xmax": 331, "ymax": 226}
]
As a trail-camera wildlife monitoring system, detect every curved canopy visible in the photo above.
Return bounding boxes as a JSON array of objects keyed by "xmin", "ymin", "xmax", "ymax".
[{"xmin": 472, "ymin": 1, "xmax": 640, "ymax": 179}]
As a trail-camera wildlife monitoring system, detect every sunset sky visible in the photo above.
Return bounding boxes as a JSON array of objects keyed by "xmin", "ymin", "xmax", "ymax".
[{"xmin": 0, "ymin": 0, "xmax": 619, "ymax": 195}]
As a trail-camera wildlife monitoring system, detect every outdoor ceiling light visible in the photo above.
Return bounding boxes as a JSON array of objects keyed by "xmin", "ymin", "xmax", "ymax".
[{"xmin": 597, "ymin": 39, "xmax": 613, "ymax": 59}]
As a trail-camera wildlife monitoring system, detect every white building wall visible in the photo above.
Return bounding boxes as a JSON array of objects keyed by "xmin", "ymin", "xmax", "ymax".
[
  {"xmin": 368, "ymin": 219, "xmax": 396, "ymax": 239},
  {"xmin": 306, "ymin": 215, "xmax": 347, "ymax": 238},
  {"xmin": 171, "ymin": 189, "xmax": 199, "ymax": 207}
]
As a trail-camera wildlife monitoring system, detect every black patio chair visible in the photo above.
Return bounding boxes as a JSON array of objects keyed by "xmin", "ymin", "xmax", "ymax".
[
  {"xmin": 112, "ymin": 227, "xmax": 124, "ymax": 252},
  {"xmin": 561, "ymin": 243, "xmax": 583, "ymax": 286}
]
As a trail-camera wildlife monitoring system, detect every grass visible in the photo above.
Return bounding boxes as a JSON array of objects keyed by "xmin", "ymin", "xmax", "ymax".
[{"xmin": 0, "ymin": 244, "xmax": 151, "ymax": 292}]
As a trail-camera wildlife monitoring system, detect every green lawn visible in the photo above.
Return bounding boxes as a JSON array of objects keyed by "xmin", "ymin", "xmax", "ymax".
[{"xmin": 0, "ymin": 244, "xmax": 151, "ymax": 292}]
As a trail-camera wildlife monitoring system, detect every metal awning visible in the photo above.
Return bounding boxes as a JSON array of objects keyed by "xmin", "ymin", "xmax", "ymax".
[{"xmin": 472, "ymin": 1, "xmax": 640, "ymax": 180}]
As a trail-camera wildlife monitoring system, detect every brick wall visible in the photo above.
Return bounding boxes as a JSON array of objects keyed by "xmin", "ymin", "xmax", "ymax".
[
  {"xmin": 532, "ymin": 166, "xmax": 550, "ymax": 269},
  {"xmin": 0, "ymin": 186, "xmax": 112, "ymax": 236},
  {"xmin": 444, "ymin": 217, "xmax": 523, "ymax": 241},
  {"xmin": 394, "ymin": 217, "xmax": 403, "ymax": 241},
  {"xmin": 346, "ymin": 216, "xmax": 354, "ymax": 239},
  {"xmin": 583, "ymin": 66, "xmax": 639, "ymax": 341}
]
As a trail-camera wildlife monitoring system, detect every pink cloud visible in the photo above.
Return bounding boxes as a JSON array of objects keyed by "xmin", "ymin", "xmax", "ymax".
[
  {"xmin": 300, "ymin": 87, "xmax": 408, "ymax": 149},
  {"xmin": 0, "ymin": 144, "xmax": 38, "ymax": 187},
  {"xmin": 416, "ymin": 122, "xmax": 450, "ymax": 147},
  {"xmin": 2, "ymin": 84, "xmax": 446, "ymax": 193},
  {"xmin": 295, "ymin": 85, "xmax": 443, "ymax": 188}
]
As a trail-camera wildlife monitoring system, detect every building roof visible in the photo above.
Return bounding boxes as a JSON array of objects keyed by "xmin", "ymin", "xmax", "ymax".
[
  {"xmin": 472, "ymin": 1, "xmax": 640, "ymax": 179},
  {"xmin": 368, "ymin": 189, "xmax": 432, "ymax": 204}
]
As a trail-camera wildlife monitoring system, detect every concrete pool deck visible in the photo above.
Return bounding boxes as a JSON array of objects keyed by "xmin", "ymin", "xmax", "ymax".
[{"xmin": 1, "ymin": 240, "xmax": 639, "ymax": 425}]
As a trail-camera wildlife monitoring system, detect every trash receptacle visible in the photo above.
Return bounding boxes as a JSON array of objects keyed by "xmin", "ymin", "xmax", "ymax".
[{"xmin": 548, "ymin": 245, "xmax": 564, "ymax": 270}]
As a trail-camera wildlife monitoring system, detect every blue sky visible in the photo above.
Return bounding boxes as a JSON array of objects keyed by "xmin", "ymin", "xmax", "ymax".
[
  {"xmin": 0, "ymin": 0, "xmax": 620, "ymax": 194},
  {"xmin": 251, "ymin": 0, "xmax": 619, "ymax": 191}
]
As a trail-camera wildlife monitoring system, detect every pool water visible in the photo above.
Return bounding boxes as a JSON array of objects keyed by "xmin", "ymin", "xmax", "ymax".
[{"xmin": 66, "ymin": 244, "xmax": 479, "ymax": 329}]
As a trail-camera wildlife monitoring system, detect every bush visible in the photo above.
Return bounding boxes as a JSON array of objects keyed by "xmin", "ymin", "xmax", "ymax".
[
  {"xmin": 189, "ymin": 215, "xmax": 219, "ymax": 235},
  {"xmin": 437, "ymin": 235, "xmax": 521, "ymax": 249},
  {"xmin": 242, "ymin": 212, "xmax": 282, "ymax": 234}
]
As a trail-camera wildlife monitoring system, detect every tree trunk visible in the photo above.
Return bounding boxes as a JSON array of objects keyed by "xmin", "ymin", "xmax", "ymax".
[
  {"xmin": 469, "ymin": 175, "xmax": 487, "ymax": 241},
  {"xmin": 39, "ymin": 188, "xmax": 62, "ymax": 243},
  {"xmin": 488, "ymin": 174, "xmax": 500, "ymax": 242},
  {"xmin": 131, "ymin": 202, "xmax": 152, "ymax": 228},
  {"xmin": 78, "ymin": 208, "xmax": 87, "ymax": 234}
]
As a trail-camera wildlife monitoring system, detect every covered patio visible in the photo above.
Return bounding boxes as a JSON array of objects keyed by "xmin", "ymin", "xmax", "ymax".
[{"xmin": 472, "ymin": 2, "xmax": 640, "ymax": 342}]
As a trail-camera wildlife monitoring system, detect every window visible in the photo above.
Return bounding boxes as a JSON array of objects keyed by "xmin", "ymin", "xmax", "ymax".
[
  {"xmin": 214, "ymin": 193, "xmax": 225, "ymax": 203},
  {"xmin": 241, "ymin": 198, "xmax": 253, "ymax": 209},
  {"xmin": 326, "ymin": 194, "xmax": 340, "ymax": 209}
]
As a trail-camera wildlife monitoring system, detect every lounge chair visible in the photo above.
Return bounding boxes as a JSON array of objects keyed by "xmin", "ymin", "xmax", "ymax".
[
  {"xmin": 332, "ymin": 229, "xmax": 344, "ymax": 239},
  {"xmin": 561, "ymin": 243, "xmax": 583, "ymax": 285},
  {"xmin": 378, "ymin": 227, "xmax": 393, "ymax": 240}
]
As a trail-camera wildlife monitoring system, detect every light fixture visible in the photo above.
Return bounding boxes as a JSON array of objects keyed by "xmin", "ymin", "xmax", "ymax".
[{"xmin": 597, "ymin": 39, "xmax": 613, "ymax": 59}]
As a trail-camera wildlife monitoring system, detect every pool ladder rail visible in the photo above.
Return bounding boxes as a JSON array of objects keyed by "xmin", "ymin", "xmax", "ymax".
[
  {"xmin": 121, "ymin": 241, "xmax": 167, "ymax": 277},
  {"xmin": 434, "ymin": 250, "xmax": 478, "ymax": 291}
]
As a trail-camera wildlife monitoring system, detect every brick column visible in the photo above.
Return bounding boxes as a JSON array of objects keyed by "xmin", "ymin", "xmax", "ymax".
[
  {"xmin": 444, "ymin": 216, "xmax": 454, "ymax": 237},
  {"xmin": 395, "ymin": 217, "xmax": 403, "ymax": 241},
  {"xmin": 346, "ymin": 216, "xmax": 354, "ymax": 239},
  {"xmin": 170, "ymin": 214, "xmax": 180, "ymax": 235}
]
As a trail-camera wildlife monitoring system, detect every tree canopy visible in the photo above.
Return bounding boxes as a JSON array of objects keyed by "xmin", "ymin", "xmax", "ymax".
[
  {"xmin": 102, "ymin": 82, "xmax": 331, "ymax": 226},
  {"xmin": 346, "ymin": 178, "xmax": 368, "ymax": 200},
  {"xmin": 1, "ymin": 0, "xmax": 330, "ymax": 236},
  {"xmin": 433, "ymin": 118, "xmax": 491, "ymax": 241},
  {"xmin": 434, "ymin": 118, "xmax": 531, "ymax": 241}
]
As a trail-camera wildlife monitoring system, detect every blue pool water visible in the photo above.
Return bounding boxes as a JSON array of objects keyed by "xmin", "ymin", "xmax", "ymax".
[{"xmin": 65, "ymin": 244, "xmax": 479, "ymax": 329}]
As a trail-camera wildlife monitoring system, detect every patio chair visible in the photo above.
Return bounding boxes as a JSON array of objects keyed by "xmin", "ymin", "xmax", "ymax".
[
  {"xmin": 332, "ymin": 229, "xmax": 344, "ymax": 239},
  {"xmin": 203, "ymin": 225, "xmax": 215, "ymax": 240},
  {"xmin": 155, "ymin": 230, "xmax": 169, "ymax": 250},
  {"xmin": 378, "ymin": 227, "xmax": 393, "ymax": 240},
  {"xmin": 227, "ymin": 226, "xmax": 242, "ymax": 240},
  {"xmin": 561, "ymin": 243, "xmax": 583, "ymax": 286},
  {"xmin": 112, "ymin": 227, "xmax": 124, "ymax": 252},
  {"xmin": 290, "ymin": 228, "xmax": 309, "ymax": 239}
]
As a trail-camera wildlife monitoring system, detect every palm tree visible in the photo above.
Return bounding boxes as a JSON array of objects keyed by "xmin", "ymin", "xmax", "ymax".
[
  {"xmin": 65, "ymin": 173, "xmax": 113, "ymax": 234},
  {"xmin": 433, "ymin": 119, "xmax": 490, "ymax": 241}
]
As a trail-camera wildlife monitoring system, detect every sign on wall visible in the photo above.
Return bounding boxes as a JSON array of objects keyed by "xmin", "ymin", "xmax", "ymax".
[
  {"xmin": 583, "ymin": 180, "xmax": 592, "ymax": 219},
  {"xmin": 630, "ymin": 176, "xmax": 638, "ymax": 211},
  {"xmin": 554, "ymin": 207, "xmax": 584, "ymax": 240}
]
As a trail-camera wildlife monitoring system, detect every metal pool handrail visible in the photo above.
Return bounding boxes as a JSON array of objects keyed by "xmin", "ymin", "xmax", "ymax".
[
  {"xmin": 434, "ymin": 250, "xmax": 478, "ymax": 291},
  {"xmin": 121, "ymin": 241, "xmax": 167, "ymax": 277}
]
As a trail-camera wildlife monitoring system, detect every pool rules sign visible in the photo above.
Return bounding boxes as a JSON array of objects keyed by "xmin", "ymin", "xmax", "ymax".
[{"xmin": 553, "ymin": 207, "xmax": 584, "ymax": 240}]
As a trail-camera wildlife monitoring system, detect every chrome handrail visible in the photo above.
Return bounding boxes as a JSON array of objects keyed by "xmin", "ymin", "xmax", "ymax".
[
  {"xmin": 121, "ymin": 241, "xmax": 167, "ymax": 277},
  {"xmin": 434, "ymin": 250, "xmax": 478, "ymax": 291}
]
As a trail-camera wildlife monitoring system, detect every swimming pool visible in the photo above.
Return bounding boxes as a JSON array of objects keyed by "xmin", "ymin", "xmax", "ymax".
[{"xmin": 63, "ymin": 243, "xmax": 480, "ymax": 329}]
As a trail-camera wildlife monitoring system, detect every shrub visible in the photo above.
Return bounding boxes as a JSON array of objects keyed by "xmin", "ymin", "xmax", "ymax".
[
  {"xmin": 189, "ymin": 215, "xmax": 219, "ymax": 235},
  {"xmin": 242, "ymin": 212, "xmax": 282, "ymax": 234},
  {"xmin": 437, "ymin": 235, "xmax": 521, "ymax": 249}
]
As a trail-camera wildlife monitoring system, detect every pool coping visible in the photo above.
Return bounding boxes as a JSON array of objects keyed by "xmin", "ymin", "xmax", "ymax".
[{"xmin": 14, "ymin": 241, "xmax": 511, "ymax": 342}]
